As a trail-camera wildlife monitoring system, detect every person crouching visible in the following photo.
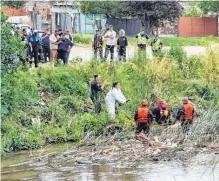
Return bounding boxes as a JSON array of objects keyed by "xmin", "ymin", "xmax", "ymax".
[{"xmin": 134, "ymin": 100, "xmax": 153, "ymax": 134}]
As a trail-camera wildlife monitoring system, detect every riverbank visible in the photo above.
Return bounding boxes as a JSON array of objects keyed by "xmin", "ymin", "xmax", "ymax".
[
  {"xmin": 1, "ymin": 42, "xmax": 219, "ymax": 156},
  {"xmin": 2, "ymin": 125, "xmax": 219, "ymax": 181}
]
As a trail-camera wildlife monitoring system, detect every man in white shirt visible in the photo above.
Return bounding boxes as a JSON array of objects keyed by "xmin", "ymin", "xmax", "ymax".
[{"xmin": 104, "ymin": 25, "xmax": 116, "ymax": 61}]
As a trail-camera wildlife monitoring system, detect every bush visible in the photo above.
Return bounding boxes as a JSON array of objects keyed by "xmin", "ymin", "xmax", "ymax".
[
  {"xmin": 1, "ymin": 11, "xmax": 25, "ymax": 77},
  {"xmin": 168, "ymin": 45, "xmax": 186, "ymax": 64},
  {"xmin": 73, "ymin": 34, "xmax": 92, "ymax": 44}
]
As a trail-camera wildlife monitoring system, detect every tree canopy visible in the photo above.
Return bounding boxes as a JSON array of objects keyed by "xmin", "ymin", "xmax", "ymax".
[
  {"xmin": 199, "ymin": 1, "xmax": 219, "ymax": 14},
  {"xmin": 2, "ymin": 1, "xmax": 26, "ymax": 8},
  {"xmin": 80, "ymin": 1, "xmax": 183, "ymax": 34}
]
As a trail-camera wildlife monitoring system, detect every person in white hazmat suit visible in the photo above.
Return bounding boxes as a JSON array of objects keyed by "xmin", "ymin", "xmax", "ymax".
[{"xmin": 105, "ymin": 82, "xmax": 126, "ymax": 120}]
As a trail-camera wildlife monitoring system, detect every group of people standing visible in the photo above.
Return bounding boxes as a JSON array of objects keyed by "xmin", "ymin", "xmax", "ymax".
[
  {"xmin": 20, "ymin": 28, "xmax": 74, "ymax": 67},
  {"xmin": 92, "ymin": 25, "xmax": 163, "ymax": 62},
  {"xmin": 90, "ymin": 74, "xmax": 195, "ymax": 135}
]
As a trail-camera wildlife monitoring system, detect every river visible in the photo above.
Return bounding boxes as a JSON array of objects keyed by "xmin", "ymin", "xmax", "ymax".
[{"xmin": 1, "ymin": 142, "xmax": 219, "ymax": 181}]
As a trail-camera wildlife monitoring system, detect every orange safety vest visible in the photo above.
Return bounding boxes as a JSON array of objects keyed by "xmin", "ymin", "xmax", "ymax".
[
  {"xmin": 137, "ymin": 107, "xmax": 150, "ymax": 124},
  {"xmin": 182, "ymin": 104, "xmax": 194, "ymax": 120}
]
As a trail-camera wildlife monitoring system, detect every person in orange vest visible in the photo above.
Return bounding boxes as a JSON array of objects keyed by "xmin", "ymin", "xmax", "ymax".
[
  {"xmin": 173, "ymin": 97, "xmax": 194, "ymax": 134},
  {"xmin": 150, "ymin": 99, "xmax": 170, "ymax": 125},
  {"xmin": 134, "ymin": 100, "xmax": 153, "ymax": 134}
]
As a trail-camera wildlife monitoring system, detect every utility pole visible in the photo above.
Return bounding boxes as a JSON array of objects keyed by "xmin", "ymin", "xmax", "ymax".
[{"xmin": 64, "ymin": 0, "xmax": 67, "ymax": 30}]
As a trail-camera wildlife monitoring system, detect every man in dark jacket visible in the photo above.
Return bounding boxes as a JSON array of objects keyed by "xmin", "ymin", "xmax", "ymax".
[
  {"xmin": 57, "ymin": 33, "xmax": 73, "ymax": 64},
  {"xmin": 92, "ymin": 29, "xmax": 103, "ymax": 60},
  {"xmin": 90, "ymin": 74, "xmax": 106, "ymax": 114},
  {"xmin": 41, "ymin": 28, "xmax": 50, "ymax": 62},
  {"xmin": 117, "ymin": 29, "xmax": 128, "ymax": 62},
  {"xmin": 29, "ymin": 29, "xmax": 40, "ymax": 67}
]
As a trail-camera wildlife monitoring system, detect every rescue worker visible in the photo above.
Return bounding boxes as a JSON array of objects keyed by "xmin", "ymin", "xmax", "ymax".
[
  {"xmin": 134, "ymin": 100, "xmax": 153, "ymax": 134},
  {"xmin": 136, "ymin": 29, "xmax": 149, "ymax": 51},
  {"xmin": 117, "ymin": 29, "xmax": 128, "ymax": 62},
  {"xmin": 104, "ymin": 25, "xmax": 116, "ymax": 61},
  {"xmin": 151, "ymin": 35, "xmax": 163, "ymax": 53},
  {"xmin": 92, "ymin": 29, "xmax": 103, "ymax": 60},
  {"xmin": 57, "ymin": 33, "xmax": 74, "ymax": 64},
  {"xmin": 151, "ymin": 99, "xmax": 170, "ymax": 124},
  {"xmin": 28, "ymin": 29, "xmax": 40, "ymax": 68},
  {"xmin": 173, "ymin": 97, "xmax": 195, "ymax": 134},
  {"xmin": 49, "ymin": 29, "xmax": 59, "ymax": 67},
  {"xmin": 105, "ymin": 82, "xmax": 126, "ymax": 120},
  {"xmin": 90, "ymin": 75, "xmax": 106, "ymax": 114},
  {"xmin": 41, "ymin": 28, "xmax": 50, "ymax": 62}
]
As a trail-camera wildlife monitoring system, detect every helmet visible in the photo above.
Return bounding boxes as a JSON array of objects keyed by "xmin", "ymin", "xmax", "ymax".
[{"xmin": 141, "ymin": 100, "xmax": 148, "ymax": 106}]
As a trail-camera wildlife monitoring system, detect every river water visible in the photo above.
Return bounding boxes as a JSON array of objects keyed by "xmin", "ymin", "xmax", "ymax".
[{"xmin": 1, "ymin": 142, "xmax": 219, "ymax": 181}]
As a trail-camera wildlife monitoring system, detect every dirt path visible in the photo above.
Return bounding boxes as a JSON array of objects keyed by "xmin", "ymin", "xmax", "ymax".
[{"xmin": 69, "ymin": 45, "xmax": 208, "ymax": 62}]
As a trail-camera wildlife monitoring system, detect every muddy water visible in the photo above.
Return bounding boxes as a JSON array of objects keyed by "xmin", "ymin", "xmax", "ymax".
[{"xmin": 1, "ymin": 142, "xmax": 219, "ymax": 181}]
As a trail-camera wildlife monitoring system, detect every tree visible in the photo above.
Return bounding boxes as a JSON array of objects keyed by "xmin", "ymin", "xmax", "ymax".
[
  {"xmin": 1, "ymin": 11, "xmax": 25, "ymax": 77},
  {"xmin": 199, "ymin": 1, "xmax": 219, "ymax": 14},
  {"xmin": 2, "ymin": 1, "xmax": 26, "ymax": 8},
  {"xmin": 80, "ymin": 1, "xmax": 183, "ymax": 34}
]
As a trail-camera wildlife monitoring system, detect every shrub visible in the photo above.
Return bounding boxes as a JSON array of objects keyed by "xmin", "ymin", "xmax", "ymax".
[{"xmin": 168, "ymin": 45, "xmax": 186, "ymax": 64}]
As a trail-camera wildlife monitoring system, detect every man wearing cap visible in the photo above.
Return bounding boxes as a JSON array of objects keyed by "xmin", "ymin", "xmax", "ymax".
[
  {"xmin": 104, "ymin": 25, "xmax": 116, "ymax": 61},
  {"xmin": 92, "ymin": 29, "xmax": 103, "ymax": 60},
  {"xmin": 136, "ymin": 29, "xmax": 150, "ymax": 51},
  {"xmin": 134, "ymin": 100, "xmax": 153, "ymax": 134},
  {"xmin": 49, "ymin": 29, "xmax": 59, "ymax": 67},
  {"xmin": 28, "ymin": 29, "xmax": 40, "ymax": 67}
]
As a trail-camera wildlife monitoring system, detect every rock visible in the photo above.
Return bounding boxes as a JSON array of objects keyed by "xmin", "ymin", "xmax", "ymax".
[{"xmin": 152, "ymin": 149, "xmax": 161, "ymax": 156}]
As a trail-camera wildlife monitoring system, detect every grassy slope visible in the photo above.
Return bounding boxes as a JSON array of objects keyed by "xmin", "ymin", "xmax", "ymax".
[
  {"xmin": 1, "ymin": 45, "xmax": 219, "ymax": 155},
  {"xmin": 73, "ymin": 34, "xmax": 219, "ymax": 46}
]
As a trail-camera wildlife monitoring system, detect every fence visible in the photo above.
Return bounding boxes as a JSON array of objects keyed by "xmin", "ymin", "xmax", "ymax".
[{"xmin": 178, "ymin": 17, "xmax": 218, "ymax": 36}]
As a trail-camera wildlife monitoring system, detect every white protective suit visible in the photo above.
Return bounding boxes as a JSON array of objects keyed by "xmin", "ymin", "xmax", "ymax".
[{"xmin": 105, "ymin": 88, "xmax": 126, "ymax": 120}]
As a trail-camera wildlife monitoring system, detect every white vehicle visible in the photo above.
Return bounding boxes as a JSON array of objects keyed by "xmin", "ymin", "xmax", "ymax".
[{"xmin": 17, "ymin": 24, "xmax": 31, "ymax": 34}]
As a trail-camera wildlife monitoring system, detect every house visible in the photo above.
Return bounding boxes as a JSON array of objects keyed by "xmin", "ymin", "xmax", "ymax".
[
  {"xmin": 51, "ymin": 2, "xmax": 106, "ymax": 34},
  {"xmin": 2, "ymin": 2, "xmax": 51, "ymax": 30}
]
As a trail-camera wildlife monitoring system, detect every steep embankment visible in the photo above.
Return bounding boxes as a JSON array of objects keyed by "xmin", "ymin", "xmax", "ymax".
[{"xmin": 1, "ymin": 47, "xmax": 219, "ymax": 155}]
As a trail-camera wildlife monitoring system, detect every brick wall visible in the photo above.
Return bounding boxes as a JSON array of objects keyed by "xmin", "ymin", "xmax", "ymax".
[{"xmin": 2, "ymin": 6, "xmax": 30, "ymax": 16}]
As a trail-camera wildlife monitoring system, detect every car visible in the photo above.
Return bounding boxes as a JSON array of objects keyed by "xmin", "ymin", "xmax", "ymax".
[{"xmin": 16, "ymin": 24, "xmax": 32, "ymax": 34}]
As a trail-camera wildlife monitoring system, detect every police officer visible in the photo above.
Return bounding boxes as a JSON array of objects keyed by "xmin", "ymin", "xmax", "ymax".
[
  {"xmin": 151, "ymin": 35, "xmax": 163, "ymax": 54},
  {"xmin": 136, "ymin": 29, "xmax": 149, "ymax": 51},
  {"xmin": 92, "ymin": 29, "xmax": 103, "ymax": 60},
  {"xmin": 29, "ymin": 29, "xmax": 40, "ymax": 67},
  {"xmin": 90, "ymin": 74, "xmax": 106, "ymax": 114},
  {"xmin": 117, "ymin": 29, "xmax": 128, "ymax": 62}
]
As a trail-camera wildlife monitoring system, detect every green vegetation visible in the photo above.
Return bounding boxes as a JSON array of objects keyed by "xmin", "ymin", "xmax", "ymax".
[
  {"xmin": 73, "ymin": 34, "xmax": 219, "ymax": 47},
  {"xmin": 1, "ymin": 44, "xmax": 219, "ymax": 155},
  {"xmin": 73, "ymin": 34, "xmax": 92, "ymax": 44}
]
